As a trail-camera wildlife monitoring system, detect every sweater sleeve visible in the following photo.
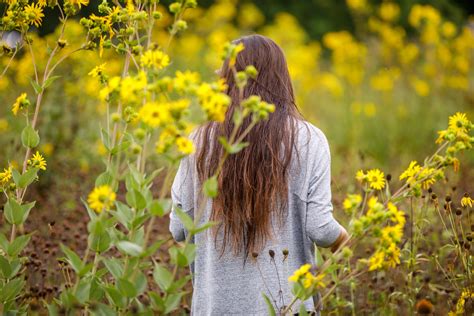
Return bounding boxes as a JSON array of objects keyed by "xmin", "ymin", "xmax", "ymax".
[
  {"xmin": 305, "ymin": 126, "xmax": 342, "ymax": 248},
  {"xmin": 169, "ymin": 155, "xmax": 195, "ymax": 242}
]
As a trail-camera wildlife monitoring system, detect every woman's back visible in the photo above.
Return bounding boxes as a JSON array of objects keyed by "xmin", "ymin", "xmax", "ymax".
[{"xmin": 169, "ymin": 118, "xmax": 343, "ymax": 315}]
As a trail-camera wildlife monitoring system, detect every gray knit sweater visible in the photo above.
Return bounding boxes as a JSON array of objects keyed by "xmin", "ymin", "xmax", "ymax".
[{"xmin": 169, "ymin": 119, "xmax": 343, "ymax": 315}]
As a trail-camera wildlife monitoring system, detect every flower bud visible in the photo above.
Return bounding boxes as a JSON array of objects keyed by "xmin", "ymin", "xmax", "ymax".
[
  {"xmin": 133, "ymin": 128, "xmax": 146, "ymax": 140},
  {"xmin": 245, "ymin": 65, "xmax": 258, "ymax": 79},
  {"xmin": 175, "ymin": 20, "xmax": 187, "ymax": 31},
  {"xmin": 111, "ymin": 113, "xmax": 121, "ymax": 123},
  {"xmin": 131, "ymin": 144, "xmax": 142, "ymax": 155},
  {"xmin": 152, "ymin": 11, "xmax": 162, "ymax": 20},
  {"xmin": 169, "ymin": 2, "xmax": 181, "ymax": 14},
  {"xmin": 57, "ymin": 39, "xmax": 67, "ymax": 48}
]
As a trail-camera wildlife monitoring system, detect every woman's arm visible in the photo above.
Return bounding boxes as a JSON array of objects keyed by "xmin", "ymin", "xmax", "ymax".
[{"xmin": 329, "ymin": 225, "xmax": 350, "ymax": 253}]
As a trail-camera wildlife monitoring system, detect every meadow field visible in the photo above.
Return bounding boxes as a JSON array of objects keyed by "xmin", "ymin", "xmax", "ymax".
[{"xmin": 0, "ymin": 0, "xmax": 473, "ymax": 314}]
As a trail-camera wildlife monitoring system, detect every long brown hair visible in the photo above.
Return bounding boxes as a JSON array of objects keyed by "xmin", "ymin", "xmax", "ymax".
[{"xmin": 196, "ymin": 34, "xmax": 304, "ymax": 259}]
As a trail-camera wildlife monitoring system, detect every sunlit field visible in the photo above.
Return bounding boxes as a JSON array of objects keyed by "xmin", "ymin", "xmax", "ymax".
[{"xmin": 0, "ymin": 0, "xmax": 473, "ymax": 314}]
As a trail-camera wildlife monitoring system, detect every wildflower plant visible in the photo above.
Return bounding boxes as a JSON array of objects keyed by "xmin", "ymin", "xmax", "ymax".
[
  {"xmin": 29, "ymin": 1, "xmax": 277, "ymax": 314},
  {"xmin": 0, "ymin": 0, "xmax": 90, "ymax": 312},
  {"xmin": 280, "ymin": 112, "xmax": 474, "ymax": 314}
]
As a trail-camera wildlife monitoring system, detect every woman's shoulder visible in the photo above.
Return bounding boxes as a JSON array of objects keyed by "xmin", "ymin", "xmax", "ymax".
[{"xmin": 293, "ymin": 118, "xmax": 330, "ymax": 153}]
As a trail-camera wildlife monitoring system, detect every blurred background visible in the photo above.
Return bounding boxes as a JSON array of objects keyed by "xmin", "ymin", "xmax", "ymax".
[{"xmin": 0, "ymin": 1, "xmax": 473, "ymax": 313}]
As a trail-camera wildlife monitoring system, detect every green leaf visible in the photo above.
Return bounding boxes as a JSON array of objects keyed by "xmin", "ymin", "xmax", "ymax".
[
  {"xmin": 102, "ymin": 258, "xmax": 123, "ymax": 279},
  {"xmin": 142, "ymin": 240, "xmax": 165, "ymax": 258},
  {"xmin": 126, "ymin": 189, "xmax": 147, "ymax": 210},
  {"xmin": 21, "ymin": 125, "xmax": 40, "ymax": 148},
  {"xmin": 314, "ymin": 244, "xmax": 324, "ymax": 267},
  {"xmin": 4, "ymin": 199, "xmax": 35, "ymax": 225},
  {"xmin": 150, "ymin": 199, "xmax": 171, "ymax": 217},
  {"xmin": 169, "ymin": 247, "xmax": 188, "ymax": 267},
  {"xmin": 0, "ymin": 277, "xmax": 24, "ymax": 302},
  {"xmin": 203, "ymin": 176, "xmax": 218, "ymax": 198},
  {"xmin": 191, "ymin": 221, "xmax": 218, "ymax": 235},
  {"xmin": 17, "ymin": 168, "xmax": 39, "ymax": 188},
  {"xmin": 11, "ymin": 169, "xmax": 21, "ymax": 187},
  {"xmin": 7, "ymin": 234, "xmax": 31, "ymax": 257},
  {"xmin": 0, "ymin": 255, "xmax": 12, "ymax": 278},
  {"xmin": 173, "ymin": 207, "xmax": 194, "ymax": 231},
  {"xmin": 149, "ymin": 292, "xmax": 165, "ymax": 311},
  {"xmin": 144, "ymin": 167, "xmax": 165, "ymax": 186},
  {"xmin": 153, "ymin": 262, "xmax": 173, "ymax": 292},
  {"xmin": 94, "ymin": 303, "xmax": 117, "ymax": 316},
  {"xmin": 100, "ymin": 128, "xmax": 111, "ymax": 151},
  {"xmin": 117, "ymin": 278, "xmax": 137, "ymax": 298},
  {"xmin": 134, "ymin": 271, "xmax": 148, "ymax": 295},
  {"xmin": 298, "ymin": 303, "xmax": 309, "ymax": 316},
  {"xmin": 88, "ymin": 232, "xmax": 111, "ymax": 253},
  {"xmin": 262, "ymin": 293, "xmax": 276, "ymax": 316},
  {"xmin": 114, "ymin": 201, "xmax": 133, "ymax": 229},
  {"xmin": 104, "ymin": 286, "xmax": 126, "ymax": 308},
  {"xmin": 43, "ymin": 75, "xmax": 61, "ymax": 89},
  {"xmin": 116, "ymin": 241, "xmax": 143, "ymax": 257},
  {"xmin": 60, "ymin": 244, "xmax": 84, "ymax": 274},
  {"xmin": 164, "ymin": 292, "xmax": 185, "ymax": 314},
  {"xmin": 75, "ymin": 279, "xmax": 91, "ymax": 304},
  {"xmin": 30, "ymin": 79, "xmax": 42, "ymax": 94},
  {"xmin": 0, "ymin": 233, "xmax": 9, "ymax": 252},
  {"xmin": 95, "ymin": 171, "xmax": 114, "ymax": 187},
  {"xmin": 110, "ymin": 140, "xmax": 131, "ymax": 155}
]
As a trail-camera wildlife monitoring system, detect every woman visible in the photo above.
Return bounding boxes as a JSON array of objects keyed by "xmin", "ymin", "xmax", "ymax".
[{"xmin": 169, "ymin": 34, "xmax": 349, "ymax": 315}]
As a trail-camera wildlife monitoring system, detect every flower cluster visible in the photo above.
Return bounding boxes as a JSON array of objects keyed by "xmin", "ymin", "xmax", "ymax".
[
  {"xmin": 354, "ymin": 197, "xmax": 406, "ymax": 271},
  {"xmin": 288, "ymin": 263, "xmax": 326, "ymax": 292}
]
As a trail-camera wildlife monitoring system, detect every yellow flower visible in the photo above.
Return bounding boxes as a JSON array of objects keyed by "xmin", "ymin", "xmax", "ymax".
[
  {"xmin": 88, "ymin": 63, "xmax": 107, "ymax": 78},
  {"xmin": 461, "ymin": 194, "xmax": 473, "ymax": 208},
  {"xmin": 139, "ymin": 102, "xmax": 172, "ymax": 128},
  {"xmin": 288, "ymin": 263, "xmax": 311, "ymax": 282},
  {"xmin": 87, "ymin": 185, "xmax": 116, "ymax": 213},
  {"xmin": 368, "ymin": 250, "xmax": 384, "ymax": 271},
  {"xmin": 388, "ymin": 202, "xmax": 406, "ymax": 226},
  {"xmin": 28, "ymin": 151, "xmax": 47, "ymax": 171},
  {"xmin": 343, "ymin": 194, "xmax": 362, "ymax": 211},
  {"xmin": 399, "ymin": 161, "xmax": 421, "ymax": 184},
  {"xmin": 410, "ymin": 77, "xmax": 430, "ymax": 97},
  {"xmin": 367, "ymin": 169, "xmax": 385, "ymax": 190},
  {"xmin": 0, "ymin": 167, "xmax": 12, "ymax": 186},
  {"xmin": 346, "ymin": 0, "xmax": 367, "ymax": 12},
  {"xmin": 355, "ymin": 170, "xmax": 366, "ymax": 182},
  {"xmin": 229, "ymin": 42, "xmax": 245, "ymax": 67},
  {"xmin": 441, "ymin": 21, "xmax": 457, "ymax": 38},
  {"xmin": 12, "ymin": 93, "xmax": 29, "ymax": 116},
  {"xmin": 448, "ymin": 112, "xmax": 469, "ymax": 132},
  {"xmin": 379, "ymin": 2, "xmax": 400, "ymax": 22},
  {"xmin": 24, "ymin": 3, "xmax": 44, "ymax": 27},
  {"xmin": 176, "ymin": 137, "xmax": 195, "ymax": 155},
  {"xmin": 140, "ymin": 49, "xmax": 170, "ymax": 69},
  {"xmin": 174, "ymin": 70, "xmax": 200, "ymax": 92},
  {"xmin": 385, "ymin": 243, "xmax": 401, "ymax": 268}
]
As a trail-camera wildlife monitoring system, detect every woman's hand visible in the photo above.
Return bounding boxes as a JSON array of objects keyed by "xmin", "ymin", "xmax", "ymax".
[{"xmin": 330, "ymin": 225, "xmax": 350, "ymax": 253}]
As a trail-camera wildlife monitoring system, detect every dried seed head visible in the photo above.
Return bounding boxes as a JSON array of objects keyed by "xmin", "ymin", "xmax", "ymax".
[
  {"xmin": 456, "ymin": 208, "xmax": 462, "ymax": 216},
  {"xmin": 268, "ymin": 249, "xmax": 275, "ymax": 258},
  {"xmin": 431, "ymin": 193, "xmax": 437, "ymax": 200},
  {"xmin": 386, "ymin": 174, "xmax": 392, "ymax": 181},
  {"xmin": 445, "ymin": 195, "xmax": 452, "ymax": 202},
  {"xmin": 415, "ymin": 299, "xmax": 434, "ymax": 314},
  {"xmin": 251, "ymin": 252, "xmax": 258, "ymax": 259}
]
